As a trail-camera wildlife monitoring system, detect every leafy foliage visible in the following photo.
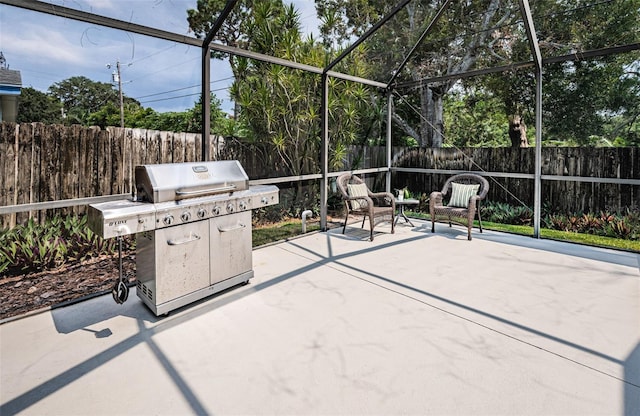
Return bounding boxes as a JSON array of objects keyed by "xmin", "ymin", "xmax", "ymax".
[
  {"xmin": 19, "ymin": 76, "xmax": 229, "ymax": 134},
  {"xmin": 480, "ymin": 202, "xmax": 639, "ymax": 241},
  {"xmin": 0, "ymin": 215, "xmax": 134, "ymax": 277},
  {"xmin": 16, "ymin": 87, "xmax": 63, "ymax": 124},
  {"xmin": 191, "ymin": 0, "xmax": 383, "ymax": 184},
  {"xmin": 48, "ymin": 76, "xmax": 124, "ymax": 125},
  {"xmin": 481, "ymin": 202, "xmax": 534, "ymax": 226},
  {"xmin": 443, "ymin": 90, "xmax": 510, "ymax": 147}
]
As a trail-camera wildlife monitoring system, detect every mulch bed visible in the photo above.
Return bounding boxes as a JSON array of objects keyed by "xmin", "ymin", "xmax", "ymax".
[
  {"xmin": 0, "ymin": 218, "xmax": 348, "ymax": 322},
  {"xmin": 0, "ymin": 254, "xmax": 136, "ymax": 321}
]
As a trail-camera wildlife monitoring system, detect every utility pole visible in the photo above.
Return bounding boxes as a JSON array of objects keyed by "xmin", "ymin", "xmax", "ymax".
[{"xmin": 107, "ymin": 60, "xmax": 125, "ymax": 128}]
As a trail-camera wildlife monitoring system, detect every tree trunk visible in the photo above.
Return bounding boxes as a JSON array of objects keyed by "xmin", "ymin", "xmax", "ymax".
[
  {"xmin": 392, "ymin": 0, "xmax": 505, "ymax": 147},
  {"xmin": 431, "ymin": 88, "xmax": 444, "ymax": 148},
  {"xmin": 418, "ymin": 85, "xmax": 445, "ymax": 147},
  {"xmin": 420, "ymin": 85, "xmax": 431, "ymax": 147},
  {"xmin": 508, "ymin": 115, "xmax": 529, "ymax": 148}
]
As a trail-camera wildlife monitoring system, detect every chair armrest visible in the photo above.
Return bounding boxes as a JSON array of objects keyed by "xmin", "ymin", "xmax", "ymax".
[
  {"xmin": 429, "ymin": 191, "xmax": 444, "ymax": 208},
  {"xmin": 369, "ymin": 191, "xmax": 395, "ymax": 207},
  {"xmin": 345, "ymin": 194, "xmax": 374, "ymax": 209},
  {"xmin": 468, "ymin": 194, "xmax": 484, "ymax": 211}
]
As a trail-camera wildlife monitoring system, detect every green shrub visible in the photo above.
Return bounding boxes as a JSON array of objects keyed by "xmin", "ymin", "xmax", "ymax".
[
  {"xmin": 481, "ymin": 202, "xmax": 533, "ymax": 226},
  {"xmin": 484, "ymin": 202, "xmax": 639, "ymax": 241},
  {"xmin": 0, "ymin": 215, "xmax": 134, "ymax": 276}
]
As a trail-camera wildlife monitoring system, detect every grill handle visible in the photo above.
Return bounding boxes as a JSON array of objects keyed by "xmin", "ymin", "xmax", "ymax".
[
  {"xmin": 218, "ymin": 223, "xmax": 246, "ymax": 233},
  {"xmin": 167, "ymin": 234, "xmax": 201, "ymax": 246},
  {"xmin": 175, "ymin": 184, "xmax": 236, "ymax": 197}
]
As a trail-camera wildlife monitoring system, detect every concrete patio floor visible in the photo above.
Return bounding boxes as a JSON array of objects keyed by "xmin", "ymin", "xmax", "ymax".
[{"xmin": 1, "ymin": 219, "xmax": 639, "ymax": 415}]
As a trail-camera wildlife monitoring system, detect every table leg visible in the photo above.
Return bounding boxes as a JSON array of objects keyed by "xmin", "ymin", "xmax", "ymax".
[{"xmin": 395, "ymin": 204, "xmax": 415, "ymax": 227}]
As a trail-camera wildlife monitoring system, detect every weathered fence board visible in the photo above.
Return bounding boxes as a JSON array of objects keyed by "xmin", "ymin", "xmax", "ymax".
[{"xmin": 97, "ymin": 129, "xmax": 112, "ymax": 199}]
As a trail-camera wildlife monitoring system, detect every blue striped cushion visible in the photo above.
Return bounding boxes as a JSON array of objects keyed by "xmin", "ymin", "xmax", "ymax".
[{"xmin": 449, "ymin": 182, "xmax": 480, "ymax": 208}]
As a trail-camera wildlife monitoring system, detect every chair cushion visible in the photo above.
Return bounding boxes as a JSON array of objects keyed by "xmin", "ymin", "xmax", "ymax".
[
  {"xmin": 347, "ymin": 183, "xmax": 369, "ymax": 210},
  {"xmin": 448, "ymin": 182, "xmax": 480, "ymax": 208}
]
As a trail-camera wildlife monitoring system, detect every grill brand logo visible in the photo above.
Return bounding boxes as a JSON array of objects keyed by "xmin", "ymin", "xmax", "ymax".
[{"xmin": 109, "ymin": 220, "xmax": 128, "ymax": 227}]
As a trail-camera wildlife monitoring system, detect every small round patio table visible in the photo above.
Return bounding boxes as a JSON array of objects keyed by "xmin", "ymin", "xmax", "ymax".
[{"xmin": 394, "ymin": 198, "xmax": 419, "ymax": 226}]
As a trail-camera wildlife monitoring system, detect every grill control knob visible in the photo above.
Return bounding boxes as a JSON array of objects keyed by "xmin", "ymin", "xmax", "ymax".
[
  {"xmin": 212, "ymin": 206, "xmax": 221, "ymax": 216},
  {"xmin": 226, "ymin": 203, "xmax": 235, "ymax": 214},
  {"xmin": 238, "ymin": 201, "xmax": 248, "ymax": 211},
  {"xmin": 163, "ymin": 214, "xmax": 174, "ymax": 226},
  {"xmin": 197, "ymin": 208, "xmax": 207, "ymax": 219},
  {"xmin": 181, "ymin": 211, "xmax": 191, "ymax": 222},
  {"xmin": 261, "ymin": 197, "xmax": 269, "ymax": 205}
]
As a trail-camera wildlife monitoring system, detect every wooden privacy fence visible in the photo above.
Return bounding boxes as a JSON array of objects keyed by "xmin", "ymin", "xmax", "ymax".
[
  {"xmin": 0, "ymin": 123, "xmax": 222, "ymax": 227},
  {"xmin": 389, "ymin": 147, "xmax": 640, "ymax": 214},
  {"xmin": 1, "ymin": 122, "xmax": 639, "ymax": 228}
]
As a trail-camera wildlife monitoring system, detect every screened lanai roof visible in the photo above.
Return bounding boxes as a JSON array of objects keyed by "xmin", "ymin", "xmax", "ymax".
[{"xmin": 5, "ymin": 0, "xmax": 638, "ymax": 90}]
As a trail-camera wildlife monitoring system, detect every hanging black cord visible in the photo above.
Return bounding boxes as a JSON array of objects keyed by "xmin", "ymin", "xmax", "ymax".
[{"xmin": 112, "ymin": 236, "xmax": 129, "ymax": 304}]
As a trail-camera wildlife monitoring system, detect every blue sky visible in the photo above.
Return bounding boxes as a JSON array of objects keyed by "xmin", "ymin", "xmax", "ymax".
[{"xmin": 0, "ymin": 0, "xmax": 320, "ymax": 114}]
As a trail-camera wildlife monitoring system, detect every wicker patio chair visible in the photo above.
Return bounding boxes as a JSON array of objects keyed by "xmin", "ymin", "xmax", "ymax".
[
  {"xmin": 337, "ymin": 173, "xmax": 395, "ymax": 241},
  {"xmin": 429, "ymin": 173, "xmax": 489, "ymax": 240}
]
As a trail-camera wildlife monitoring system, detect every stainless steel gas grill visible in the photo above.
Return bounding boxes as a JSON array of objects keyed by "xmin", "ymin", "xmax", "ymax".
[{"xmin": 88, "ymin": 160, "xmax": 279, "ymax": 316}]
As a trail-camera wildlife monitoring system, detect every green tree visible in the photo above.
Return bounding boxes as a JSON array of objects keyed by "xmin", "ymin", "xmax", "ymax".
[
  {"xmin": 317, "ymin": 0, "xmax": 640, "ymax": 148},
  {"xmin": 188, "ymin": 0, "xmax": 256, "ymax": 117},
  {"xmin": 444, "ymin": 89, "xmax": 509, "ymax": 147},
  {"xmin": 470, "ymin": 0, "xmax": 640, "ymax": 147},
  {"xmin": 119, "ymin": 94, "xmax": 227, "ymax": 133},
  {"xmin": 16, "ymin": 87, "xmax": 62, "ymax": 124},
  {"xmin": 317, "ymin": 0, "xmax": 510, "ymax": 147},
  {"xmin": 229, "ymin": 2, "xmax": 322, "ymax": 176},
  {"xmin": 188, "ymin": 0, "xmax": 380, "ymax": 177},
  {"xmin": 541, "ymin": 54, "xmax": 640, "ymax": 146},
  {"xmin": 189, "ymin": 94, "xmax": 228, "ymax": 134},
  {"xmin": 48, "ymin": 76, "xmax": 120, "ymax": 125}
]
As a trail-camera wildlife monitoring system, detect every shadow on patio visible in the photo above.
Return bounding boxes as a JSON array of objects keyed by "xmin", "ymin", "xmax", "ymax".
[{"xmin": 1, "ymin": 219, "xmax": 639, "ymax": 415}]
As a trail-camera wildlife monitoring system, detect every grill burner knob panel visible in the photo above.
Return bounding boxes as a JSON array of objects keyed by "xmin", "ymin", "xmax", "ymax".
[
  {"xmin": 181, "ymin": 211, "xmax": 191, "ymax": 222},
  {"xmin": 197, "ymin": 208, "xmax": 207, "ymax": 219},
  {"xmin": 163, "ymin": 214, "xmax": 174, "ymax": 226}
]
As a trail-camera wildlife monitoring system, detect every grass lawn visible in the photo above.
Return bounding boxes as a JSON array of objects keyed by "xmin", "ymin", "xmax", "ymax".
[
  {"xmin": 252, "ymin": 219, "xmax": 321, "ymax": 247},
  {"xmin": 253, "ymin": 213, "xmax": 639, "ymax": 252},
  {"xmin": 405, "ymin": 211, "xmax": 640, "ymax": 252}
]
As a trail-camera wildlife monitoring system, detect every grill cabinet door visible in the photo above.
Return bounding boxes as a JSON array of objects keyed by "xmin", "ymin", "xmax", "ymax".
[
  {"xmin": 209, "ymin": 211, "xmax": 252, "ymax": 284},
  {"xmin": 138, "ymin": 221, "xmax": 210, "ymax": 305}
]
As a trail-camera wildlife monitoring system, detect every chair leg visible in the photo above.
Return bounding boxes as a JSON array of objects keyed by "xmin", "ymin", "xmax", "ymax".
[
  {"xmin": 361, "ymin": 215, "xmax": 367, "ymax": 229},
  {"xmin": 477, "ymin": 208, "xmax": 484, "ymax": 233},
  {"xmin": 342, "ymin": 206, "xmax": 348, "ymax": 235},
  {"xmin": 369, "ymin": 215, "xmax": 375, "ymax": 241}
]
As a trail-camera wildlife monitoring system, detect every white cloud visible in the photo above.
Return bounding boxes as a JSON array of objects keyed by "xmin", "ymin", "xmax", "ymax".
[{"xmin": 0, "ymin": 1, "xmax": 319, "ymax": 113}]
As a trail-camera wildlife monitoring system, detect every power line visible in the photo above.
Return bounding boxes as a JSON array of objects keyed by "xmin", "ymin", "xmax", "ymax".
[
  {"xmin": 138, "ymin": 86, "xmax": 230, "ymax": 104},
  {"xmin": 133, "ymin": 77, "xmax": 234, "ymax": 100},
  {"xmin": 129, "ymin": 43, "xmax": 178, "ymax": 65},
  {"xmin": 139, "ymin": 92, "xmax": 200, "ymax": 103}
]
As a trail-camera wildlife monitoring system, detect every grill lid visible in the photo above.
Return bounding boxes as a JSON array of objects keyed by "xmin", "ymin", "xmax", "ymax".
[{"xmin": 135, "ymin": 160, "xmax": 250, "ymax": 203}]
